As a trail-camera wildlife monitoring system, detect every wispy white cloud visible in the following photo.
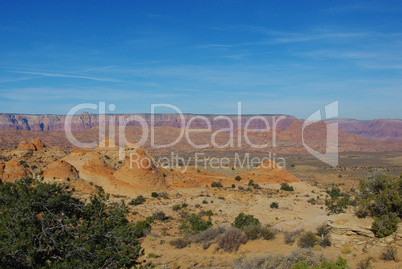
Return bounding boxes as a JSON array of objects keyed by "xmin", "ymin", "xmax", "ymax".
[{"xmin": 11, "ymin": 70, "xmax": 121, "ymax": 82}]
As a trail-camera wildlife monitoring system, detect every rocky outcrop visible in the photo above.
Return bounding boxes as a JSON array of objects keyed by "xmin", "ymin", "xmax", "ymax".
[
  {"xmin": 235, "ymin": 160, "xmax": 299, "ymax": 184},
  {"xmin": 81, "ymin": 156, "xmax": 116, "ymax": 183},
  {"xmin": 43, "ymin": 160, "xmax": 79, "ymax": 180},
  {"xmin": 30, "ymin": 138, "xmax": 45, "ymax": 149},
  {"xmin": 17, "ymin": 139, "xmax": 45, "ymax": 151},
  {"xmin": 1, "ymin": 159, "xmax": 31, "ymax": 182},
  {"xmin": 114, "ymin": 148, "xmax": 168, "ymax": 191}
]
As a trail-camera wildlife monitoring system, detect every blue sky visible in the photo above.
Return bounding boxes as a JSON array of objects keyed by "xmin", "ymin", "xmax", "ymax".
[{"xmin": 0, "ymin": 0, "xmax": 401, "ymax": 119}]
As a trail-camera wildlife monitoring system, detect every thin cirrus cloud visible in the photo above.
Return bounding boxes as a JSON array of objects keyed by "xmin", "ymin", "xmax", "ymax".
[{"xmin": 11, "ymin": 70, "xmax": 121, "ymax": 83}]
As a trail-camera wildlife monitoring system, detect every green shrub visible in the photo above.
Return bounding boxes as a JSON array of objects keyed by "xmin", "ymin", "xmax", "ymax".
[
  {"xmin": 232, "ymin": 213, "xmax": 260, "ymax": 229},
  {"xmin": 151, "ymin": 192, "xmax": 159, "ymax": 198},
  {"xmin": 205, "ymin": 210, "xmax": 213, "ymax": 217},
  {"xmin": 0, "ymin": 177, "xmax": 148, "ymax": 268},
  {"xmin": 298, "ymin": 231, "xmax": 318, "ymax": 248},
  {"xmin": 325, "ymin": 193, "xmax": 354, "ymax": 214},
  {"xmin": 129, "ymin": 195, "xmax": 146, "ymax": 205},
  {"xmin": 270, "ymin": 202, "xmax": 279, "ymax": 209},
  {"xmin": 260, "ymin": 226, "xmax": 275, "ymax": 240},
  {"xmin": 152, "ymin": 211, "xmax": 168, "ymax": 221},
  {"xmin": 179, "ymin": 213, "xmax": 212, "ymax": 234},
  {"xmin": 172, "ymin": 204, "xmax": 182, "ymax": 211},
  {"xmin": 356, "ymin": 174, "xmax": 402, "ymax": 218},
  {"xmin": 211, "ymin": 181, "xmax": 223, "ymax": 188},
  {"xmin": 232, "ymin": 184, "xmax": 236, "ymax": 188},
  {"xmin": 243, "ymin": 225, "xmax": 261, "ymax": 240},
  {"xmin": 280, "ymin": 183, "xmax": 294, "ymax": 191},
  {"xmin": 235, "ymin": 176, "xmax": 242, "ymax": 181},
  {"xmin": 372, "ymin": 213, "xmax": 399, "ymax": 238}
]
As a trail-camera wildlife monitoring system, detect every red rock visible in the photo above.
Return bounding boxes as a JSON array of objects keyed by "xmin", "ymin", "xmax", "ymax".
[
  {"xmin": 1, "ymin": 160, "xmax": 31, "ymax": 183},
  {"xmin": 43, "ymin": 160, "xmax": 79, "ymax": 180}
]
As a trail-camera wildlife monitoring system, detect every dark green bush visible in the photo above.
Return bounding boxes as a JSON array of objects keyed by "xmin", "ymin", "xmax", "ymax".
[
  {"xmin": 129, "ymin": 195, "xmax": 146, "ymax": 205},
  {"xmin": 372, "ymin": 213, "xmax": 399, "ymax": 238},
  {"xmin": 179, "ymin": 213, "xmax": 212, "ymax": 234},
  {"xmin": 235, "ymin": 176, "xmax": 242, "ymax": 181},
  {"xmin": 211, "ymin": 181, "xmax": 223, "ymax": 188},
  {"xmin": 298, "ymin": 231, "xmax": 318, "ymax": 248},
  {"xmin": 270, "ymin": 202, "xmax": 279, "ymax": 209},
  {"xmin": 356, "ymin": 174, "xmax": 402, "ymax": 218},
  {"xmin": 172, "ymin": 204, "xmax": 182, "ymax": 211},
  {"xmin": 325, "ymin": 193, "xmax": 354, "ymax": 214},
  {"xmin": 0, "ymin": 177, "xmax": 149, "ymax": 268},
  {"xmin": 151, "ymin": 192, "xmax": 159, "ymax": 198},
  {"xmin": 232, "ymin": 213, "xmax": 260, "ymax": 229},
  {"xmin": 205, "ymin": 210, "xmax": 213, "ymax": 217},
  {"xmin": 280, "ymin": 183, "xmax": 294, "ymax": 191},
  {"xmin": 355, "ymin": 174, "xmax": 401, "ymax": 237}
]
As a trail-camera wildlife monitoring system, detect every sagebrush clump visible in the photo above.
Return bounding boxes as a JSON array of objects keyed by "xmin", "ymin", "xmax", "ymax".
[{"xmin": 216, "ymin": 228, "xmax": 248, "ymax": 252}]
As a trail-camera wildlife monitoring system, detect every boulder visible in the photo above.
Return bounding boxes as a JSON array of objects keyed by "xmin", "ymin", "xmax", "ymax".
[
  {"xmin": 18, "ymin": 141, "xmax": 36, "ymax": 151},
  {"xmin": 30, "ymin": 138, "xmax": 45, "ymax": 149}
]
